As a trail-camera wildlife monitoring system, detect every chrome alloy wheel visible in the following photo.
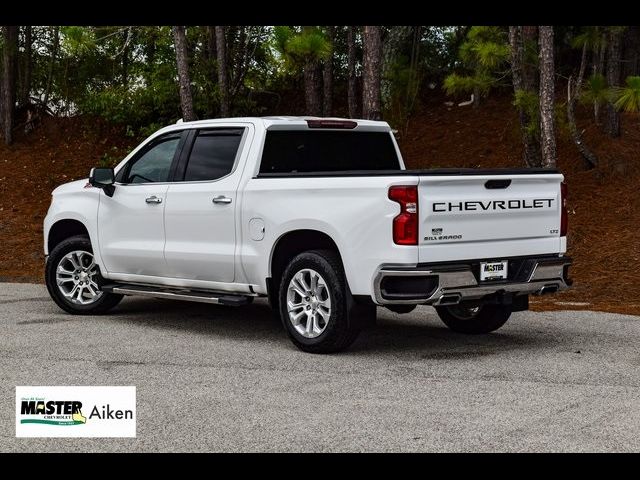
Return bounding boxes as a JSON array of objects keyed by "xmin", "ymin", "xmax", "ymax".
[
  {"xmin": 55, "ymin": 250, "xmax": 103, "ymax": 305},
  {"xmin": 287, "ymin": 268, "xmax": 332, "ymax": 339}
]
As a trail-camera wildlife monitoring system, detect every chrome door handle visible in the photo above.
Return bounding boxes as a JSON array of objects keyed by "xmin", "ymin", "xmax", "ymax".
[
  {"xmin": 212, "ymin": 196, "xmax": 232, "ymax": 204},
  {"xmin": 145, "ymin": 196, "xmax": 162, "ymax": 204}
]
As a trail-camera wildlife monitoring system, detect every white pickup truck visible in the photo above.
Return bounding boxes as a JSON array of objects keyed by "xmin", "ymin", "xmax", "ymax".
[{"xmin": 44, "ymin": 117, "xmax": 571, "ymax": 353}]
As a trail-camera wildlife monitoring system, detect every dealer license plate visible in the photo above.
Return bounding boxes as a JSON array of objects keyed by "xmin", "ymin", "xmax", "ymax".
[{"xmin": 480, "ymin": 261, "xmax": 508, "ymax": 281}]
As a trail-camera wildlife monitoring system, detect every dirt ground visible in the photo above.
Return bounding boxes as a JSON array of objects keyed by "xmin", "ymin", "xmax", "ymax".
[{"xmin": 1, "ymin": 95, "xmax": 638, "ymax": 315}]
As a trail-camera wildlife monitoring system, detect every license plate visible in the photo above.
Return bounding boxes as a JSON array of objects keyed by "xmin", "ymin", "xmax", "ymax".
[{"xmin": 480, "ymin": 261, "xmax": 508, "ymax": 281}]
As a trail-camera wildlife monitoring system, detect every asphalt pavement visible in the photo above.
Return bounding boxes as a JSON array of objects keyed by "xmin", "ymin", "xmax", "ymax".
[{"xmin": 1, "ymin": 282, "xmax": 639, "ymax": 452}]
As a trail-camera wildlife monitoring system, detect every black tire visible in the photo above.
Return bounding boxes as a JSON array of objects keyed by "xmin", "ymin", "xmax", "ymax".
[
  {"xmin": 45, "ymin": 235, "xmax": 123, "ymax": 315},
  {"xmin": 435, "ymin": 302, "xmax": 512, "ymax": 334},
  {"xmin": 278, "ymin": 249, "xmax": 361, "ymax": 353}
]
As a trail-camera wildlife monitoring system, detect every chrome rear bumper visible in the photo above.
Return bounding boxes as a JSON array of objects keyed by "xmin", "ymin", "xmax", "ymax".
[{"xmin": 373, "ymin": 256, "xmax": 571, "ymax": 305}]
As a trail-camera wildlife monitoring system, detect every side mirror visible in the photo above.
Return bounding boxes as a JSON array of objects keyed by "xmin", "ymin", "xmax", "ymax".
[{"xmin": 89, "ymin": 167, "xmax": 115, "ymax": 197}]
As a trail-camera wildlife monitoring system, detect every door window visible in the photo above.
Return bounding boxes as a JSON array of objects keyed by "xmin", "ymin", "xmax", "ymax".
[
  {"xmin": 121, "ymin": 136, "xmax": 181, "ymax": 184},
  {"xmin": 182, "ymin": 129, "xmax": 244, "ymax": 182}
]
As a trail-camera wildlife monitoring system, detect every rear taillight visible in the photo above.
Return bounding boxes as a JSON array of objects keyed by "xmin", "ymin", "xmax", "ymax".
[
  {"xmin": 389, "ymin": 186, "xmax": 418, "ymax": 245},
  {"xmin": 560, "ymin": 181, "xmax": 568, "ymax": 237}
]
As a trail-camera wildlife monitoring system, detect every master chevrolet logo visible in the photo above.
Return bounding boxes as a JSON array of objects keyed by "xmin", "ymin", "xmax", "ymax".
[
  {"xmin": 20, "ymin": 399, "xmax": 87, "ymax": 426},
  {"xmin": 433, "ymin": 198, "xmax": 554, "ymax": 212},
  {"xmin": 16, "ymin": 387, "xmax": 137, "ymax": 437}
]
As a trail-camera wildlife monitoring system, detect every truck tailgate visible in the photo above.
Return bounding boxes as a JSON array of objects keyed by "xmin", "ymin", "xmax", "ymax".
[{"xmin": 418, "ymin": 173, "xmax": 564, "ymax": 263}]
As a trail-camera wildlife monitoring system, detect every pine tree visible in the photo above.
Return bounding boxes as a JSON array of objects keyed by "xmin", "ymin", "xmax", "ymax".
[
  {"xmin": 362, "ymin": 26, "xmax": 382, "ymax": 120},
  {"xmin": 538, "ymin": 26, "xmax": 557, "ymax": 168},
  {"xmin": 322, "ymin": 26, "xmax": 334, "ymax": 117},
  {"xmin": 2, "ymin": 26, "xmax": 18, "ymax": 145},
  {"xmin": 215, "ymin": 26, "xmax": 230, "ymax": 117},
  {"xmin": 509, "ymin": 26, "xmax": 541, "ymax": 167},
  {"xmin": 172, "ymin": 26, "xmax": 196, "ymax": 122},
  {"xmin": 605, "ymin": 27, "xmax": 624, "ymax": 137},
  {"xmin": 347, "ymin": 26, "xmax": 358, "ymax": 118}
]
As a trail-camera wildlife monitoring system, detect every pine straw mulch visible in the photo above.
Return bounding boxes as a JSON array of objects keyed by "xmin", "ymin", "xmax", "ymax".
[{"xmin": 0, "ymin": 116, "xmax": 135, "ymax": 282}]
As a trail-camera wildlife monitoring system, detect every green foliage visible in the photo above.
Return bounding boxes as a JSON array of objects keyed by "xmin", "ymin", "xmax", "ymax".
[
  {"xmin": 61, "ymin": 26, "xmax": 96, "ymax": 56},
  {"xmin": 513, "ymin": 89, "xmax": 540, "ymax": 136},
  {"xmin": 272, "ymin": 26, "xmax": 331, "ymax": 74},
  {"xmin": 570, "ymin": 26, "xmax": 604, "ymax": 51},
  {"xmin": 580, "ymin": 73, "xmax": 612, "ymax": 107},
  {"xmin": 443, "ymin": 71, "xmax": 494, "ymax": 97},
  {"xmin": 443, "ymin": 26, "xmax": 509, "ymax": 99},
  {"xmin": 385, "ymin": 51, "xmax": 423, "ymax": 129},
  {"xmin": 27, "ymin": 26, "xmax": 277, "ymax": 129},
  {"xmin": 613, "ymin": 76, "xmax": 640, "ymax": 112}
]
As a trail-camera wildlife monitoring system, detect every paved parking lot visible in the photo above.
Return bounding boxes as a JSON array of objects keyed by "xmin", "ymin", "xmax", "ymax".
[{"xmin": 1, "ymin": 282, "xmax": 639, "ymax": 452}]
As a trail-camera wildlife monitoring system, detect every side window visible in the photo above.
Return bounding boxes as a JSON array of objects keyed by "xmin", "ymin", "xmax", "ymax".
[
  {"xmin": 121, "ymin": 135, "xmax": 181, "ymax": 184},
  {"xmin": 182, "ymin": 129, "xmax": 243, "ymax": 182}
]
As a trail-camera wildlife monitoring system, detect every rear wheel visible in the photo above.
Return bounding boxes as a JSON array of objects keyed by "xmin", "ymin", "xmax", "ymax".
[
  {"xmin": 45, "ymin": 235, "xmax": 123, "ymax": 315},
  {"xmin": 279, "ymin": 250, "xmax": 361, "ymax": 353},
  {"xmin": 435, "ymin": 302, "xmax": 512, "ymax": 334}
]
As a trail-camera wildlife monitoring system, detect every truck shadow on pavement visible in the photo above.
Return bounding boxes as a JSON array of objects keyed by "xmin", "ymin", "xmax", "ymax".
[{"xmin": 101, "ymin": 297, "xmax": 554, "ymax": 358}]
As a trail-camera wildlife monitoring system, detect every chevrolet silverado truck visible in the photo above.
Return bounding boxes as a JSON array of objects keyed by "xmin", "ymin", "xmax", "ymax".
[{"xmin": 44, "ymin": 117, "xmax": 571, "ymax": 353}]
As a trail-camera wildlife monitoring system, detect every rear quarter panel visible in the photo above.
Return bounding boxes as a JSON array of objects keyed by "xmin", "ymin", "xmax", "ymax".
[{"xmin": 240, "ymin": 176, "xmax": 420, "ymax": 296}]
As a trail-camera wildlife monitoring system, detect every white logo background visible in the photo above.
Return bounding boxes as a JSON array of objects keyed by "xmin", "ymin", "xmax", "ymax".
[{"xmin": 16, "ymin": 386, "xmax": 136, "ymax": 438}]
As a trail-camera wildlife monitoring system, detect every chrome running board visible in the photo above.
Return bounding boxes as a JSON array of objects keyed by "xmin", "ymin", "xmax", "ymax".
[{"xmin": 101, "ymin": 284, "xmax": 253, "ymax": 306}]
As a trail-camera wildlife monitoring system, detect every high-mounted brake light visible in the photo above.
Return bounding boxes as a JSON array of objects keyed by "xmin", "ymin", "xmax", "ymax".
[
  {"xmin": 306, "ymin": 119, "xmax": 357, "ymax": 129},
  {"xmin": 389, "ymin": 186, "xmax": 418, "ymax": 245},
  {"xmin": 560, "ymin": 181, "xmax": 568, "ymax": 237}
]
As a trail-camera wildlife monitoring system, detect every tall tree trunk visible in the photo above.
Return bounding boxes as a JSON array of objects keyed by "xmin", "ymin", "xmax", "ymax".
[
  {"xmin": 347, "ymin": 26, "xmax": 358, "ymax": 118},
  {"xmin": 605, "ymin": 28, "xmax": 623, "ymax": 138},
  {"xmin": 43, "ymin": 26, "xmax": 59, "ymax": 108},
  {"xmin": 522, "ymin": 26, "xmax": 539, "ymax": 92},
  {"xmin": 362, "ymin": 25, "xmax": 382, "ymax": 120},
  {"xmin": 204, "ymin": 26, "xmax": 217, "ymax": 117},
  {"xmin": 538, "ymin": 26, "xmax": 557, "ymax": 168},
  {"xmin": 2, "ymin": 26, "xmax": 18, "ymax": 145},
  {"xmin": 206, "ymin": 26, "xmax": 217, "ymax": 63},
  {"xmin": 172, "ymin": 26, "xmax": 196, "ymax": 122},
  {"xmin": 567, "ymin": 42, "xmax": 598, "ymax": 168},
  {"xmin": 303, "ymin": 58, "xmax": 322, "ymax": 116},
  {"xmin": 214, "ymin": 26, "xmax": 230, "ymax": 117},
  {"xmin": 593, "ymin": 28, "xmax": 606, "ymax": 125},
  {"xmin": 509, "ymin": 26, "xmax": 541, "ymax": 167},
  {"xmin": 19, "ymin": 25, "xmax": 32, "ymax": 107},
  {"xmin": 322, "ymin": 26, "xmax": 334, "ymax": 117},
  {"xmin": 230, "ymin": 26, "xmax": 248, "ymax": 98}
]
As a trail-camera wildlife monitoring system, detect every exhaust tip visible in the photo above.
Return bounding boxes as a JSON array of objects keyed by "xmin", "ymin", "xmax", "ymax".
[
  {"xmin": 538, "ymin": 285, "xmax": 559, "ymax": 295},
  {"xmin": 437, "ymin": 293, "xmax": 462, "ymax": 306}
]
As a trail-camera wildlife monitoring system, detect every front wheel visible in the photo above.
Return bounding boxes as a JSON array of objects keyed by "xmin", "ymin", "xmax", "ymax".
[
  {"xmin": 45, "ymin": 235, "xmax": 123, "ymax": 315},
  {"xmin": 435, "ymin": 302, "xmax": 512, "ymax": 334},
  {"xmin": 278, "ymin": 249, "xmax": 361, "ymax": 353}
]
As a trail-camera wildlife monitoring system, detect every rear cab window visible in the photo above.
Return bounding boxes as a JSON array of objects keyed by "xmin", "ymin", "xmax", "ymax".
[
  {"xmin": 259, "ymin": 130, "xmax": 401, "ymax": 174},
  {"xmin": 182, "ymin": 128, "xmax": 244, "ymax": 182}
]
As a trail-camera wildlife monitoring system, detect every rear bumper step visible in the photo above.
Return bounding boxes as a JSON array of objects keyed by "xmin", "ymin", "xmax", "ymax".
[
  {"xmin": 374, "ymin": 256, "xmax": 571, "ymax": 305},
  {"xmin": 101, "ymin": 284, "xmax": 254, "ymax": 306}
]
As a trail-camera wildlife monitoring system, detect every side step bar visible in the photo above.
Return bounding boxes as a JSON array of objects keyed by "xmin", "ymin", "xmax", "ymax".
[{"xmin": 101, "ymin": 284, "xmax": 253, "ymax": 306}]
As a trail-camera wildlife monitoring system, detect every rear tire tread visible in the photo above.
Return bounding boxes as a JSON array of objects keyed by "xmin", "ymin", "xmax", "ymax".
[{"xmin": 278, "ymin": 249, "xmax": 361, "ymax": 353}]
